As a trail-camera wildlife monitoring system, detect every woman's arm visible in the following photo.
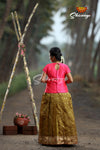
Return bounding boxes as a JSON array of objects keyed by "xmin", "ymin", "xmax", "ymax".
[
  {"xmin": 65, "ymin": 72, "xmax": 73, "ymax": 84},
  {"xmin": 40, "ymin": 72, "xmax": 47, "ymax": 83}
]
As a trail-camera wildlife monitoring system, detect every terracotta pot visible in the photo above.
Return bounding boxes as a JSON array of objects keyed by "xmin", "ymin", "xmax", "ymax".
[{"xmin": 14, "ymin": 117, "xmax": 29, "ymax": 127}]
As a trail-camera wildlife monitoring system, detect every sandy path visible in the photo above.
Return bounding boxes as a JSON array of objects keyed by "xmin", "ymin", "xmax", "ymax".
[{"xmin": 0, "ymin": 82, "xmax": 100, "ymax": 150}]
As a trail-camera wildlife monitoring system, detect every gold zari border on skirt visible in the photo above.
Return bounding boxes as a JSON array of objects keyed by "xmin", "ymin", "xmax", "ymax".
[{"xmin": 38, "ymin": 136, "xmax": 78, "ymax": 145}]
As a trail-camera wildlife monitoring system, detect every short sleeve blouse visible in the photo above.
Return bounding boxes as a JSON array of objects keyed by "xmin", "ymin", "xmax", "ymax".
[{"xmin": 42, "ymin": 63, "xmax": 71, "ymax": 93}]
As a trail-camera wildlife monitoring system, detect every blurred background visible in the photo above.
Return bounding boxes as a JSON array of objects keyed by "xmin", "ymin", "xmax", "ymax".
[{"xmin": 0, "ymin": 0, "xmax": 100, "ymax": 84}]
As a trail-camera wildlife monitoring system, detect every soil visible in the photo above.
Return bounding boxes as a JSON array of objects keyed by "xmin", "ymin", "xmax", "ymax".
[{"xmin": 0, "ymin": 82, "xmax": 100, "ymax": 150}]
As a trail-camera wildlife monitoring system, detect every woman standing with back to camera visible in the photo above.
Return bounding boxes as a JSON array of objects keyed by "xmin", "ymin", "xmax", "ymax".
[{"xmin": 38, "ymin": 47, "xmax": 78, "ymax": 145}]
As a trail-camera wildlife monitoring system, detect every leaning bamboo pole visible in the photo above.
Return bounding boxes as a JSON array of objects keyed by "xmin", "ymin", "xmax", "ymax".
[
  {"xmin": 14, "ymin": 4, "xmax": 39, "ymax": 131},
  {"xmin": 20, "ymin": 3, "xmax": 39, "ymax": 43},
  {"xmin": 0, "ymin": 3, "xmax": 39, "ymax": 132}
]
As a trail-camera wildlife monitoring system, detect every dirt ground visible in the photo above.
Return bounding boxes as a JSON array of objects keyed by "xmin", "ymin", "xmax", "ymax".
[{"xmin": 0, "ymin": 82, "xmax": 100, "ymax": 150}]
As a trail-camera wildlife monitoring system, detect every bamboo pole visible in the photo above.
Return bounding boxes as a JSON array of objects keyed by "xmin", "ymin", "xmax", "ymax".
[
  {"xmin": 11, "ymin": 12, "xmax": 20, "ymax": 41},
  {"xmin": 0, "ymin": 3, "xmax": 39, "ymax": 132},
  {"xmin": 14, "ymin": 11, "xmax": 22, "ymax": 40},
  {"xmin": 21, "ymin": 3, "xmax": 39, "ymax": 43},
  {"xmin": 13, "ymin": 7, "xmax": 39, "ymax": 131},
  {"xmin": 23, "ymin": 56, "xmax": 39, "ymax": 131}
]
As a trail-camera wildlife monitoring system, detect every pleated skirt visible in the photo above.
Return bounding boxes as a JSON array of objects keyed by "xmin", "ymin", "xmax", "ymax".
[{"xmin": 38, "ymin": 92, "xmax": 78, "ymax": 145}]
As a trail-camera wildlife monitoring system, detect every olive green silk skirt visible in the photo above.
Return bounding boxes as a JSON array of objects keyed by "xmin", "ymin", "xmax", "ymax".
[{"xmin": 38, "ymin": 92, "xmax": 78, "ymax": 145}]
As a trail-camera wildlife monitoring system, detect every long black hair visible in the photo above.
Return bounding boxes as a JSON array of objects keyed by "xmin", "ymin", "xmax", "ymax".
[{"xmin": 49, "ymin": 47, "xmax": 62, "ymax": 61}]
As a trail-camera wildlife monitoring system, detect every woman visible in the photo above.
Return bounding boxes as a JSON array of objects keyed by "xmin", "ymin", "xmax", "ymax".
[{"xmin": 38, "ymin": 47, "xmax": 78, "ymax": 145}]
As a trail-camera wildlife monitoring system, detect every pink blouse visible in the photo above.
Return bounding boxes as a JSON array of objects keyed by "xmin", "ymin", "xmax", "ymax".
[{"xmin": 43, "ymin": 62, "xmax": 71, "ymax": 93}]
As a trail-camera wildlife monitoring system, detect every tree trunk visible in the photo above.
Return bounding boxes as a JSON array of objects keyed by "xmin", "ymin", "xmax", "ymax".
[
  {"xmin": 97, "ymin": 50, "xmax": 100, "ymax": 83},
  {"xmin": 0, "ymin": 0, "xmax": 13, "ymax": 40},
  {"xmin": 0, "ymin": 35, "xmax": 17, "ymax": 83},
  {"xmin": 76, "ymin": 0, "xmax": 98, "ymax": 80},
  {"xmin": 89, "ymin": 40, "xmax": 100, "ymax": 81},
  {"xmin": 72, "ymin": 0, "xmax": 93, "ymax": 76}
]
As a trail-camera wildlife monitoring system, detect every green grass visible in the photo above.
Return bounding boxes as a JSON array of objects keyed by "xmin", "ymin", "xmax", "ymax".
[{"xmin": 0, "ymin": 68, "xmax": 42, "ymax": 107}]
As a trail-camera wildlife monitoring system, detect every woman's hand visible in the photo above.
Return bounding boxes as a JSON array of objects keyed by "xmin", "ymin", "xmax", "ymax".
[
  {"xmin": 40, "ymin": 79, "xmax": 47, "ymax": 83},
  {"xmin": 65, "ymin": 73, "xmax": 73, "ymax": 84},
  {"xmin": 40, "ymin": 72, "xmax": 47, "ymax": 83}
]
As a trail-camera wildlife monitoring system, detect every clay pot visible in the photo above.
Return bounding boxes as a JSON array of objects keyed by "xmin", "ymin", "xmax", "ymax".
[{"xmin": 14, "ymin": 117, "xmax": 29, "ymax": 127}]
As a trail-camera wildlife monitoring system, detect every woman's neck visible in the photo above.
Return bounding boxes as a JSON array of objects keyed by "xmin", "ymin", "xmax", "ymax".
[{"xmin": 52, "ymin": 60, "xmax": 60, "ymax": 63}]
